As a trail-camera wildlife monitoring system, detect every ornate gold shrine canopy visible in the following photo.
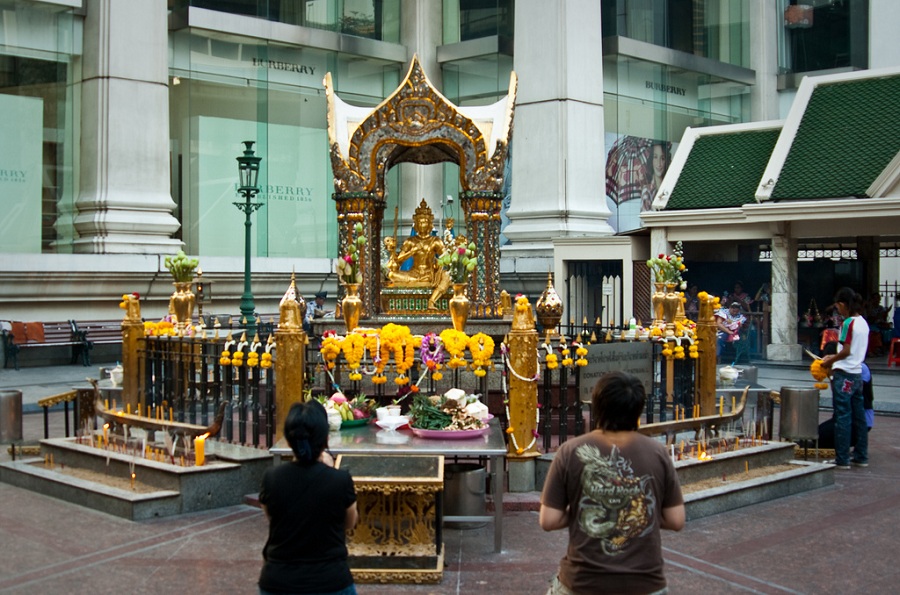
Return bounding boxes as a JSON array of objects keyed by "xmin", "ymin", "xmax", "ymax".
[{"xmin": 324, "ymin": 55, "xmax": 517, "ymax": 319}]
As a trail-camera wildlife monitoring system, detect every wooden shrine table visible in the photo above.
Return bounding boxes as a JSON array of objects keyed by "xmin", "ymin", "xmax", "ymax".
[
  {"xmin": 270, "ymin": 420, "xmax": 507, "ymax": 554},
  {"xmin": 336, "ymin": 454, "xmax": 444, "ymax": 583}
]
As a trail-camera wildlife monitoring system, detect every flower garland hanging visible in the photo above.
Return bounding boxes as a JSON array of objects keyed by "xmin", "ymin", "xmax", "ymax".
[
  {"xmin": 260, "ymin": 337, "xmax": 274, "ymax": 369},
  {"xmin": 320, "ymin": 335, "xmax": 342, "ymax": 371},
  {"xmin": 573, "ymin": 340, "xmax": 589, "ymax": 367},
  {"xmin": 559, "ymin": 339, "xmax": 573, "ymax": 367},
  {"xmin": 468, "ymin": 333, "xmax": 495, "ymax": 377},
  {"xmin": 341, "ymin": 333, "xmax": 365, "ymax": 381},
  {"xmin": 501, "ymin": 341, "xmax": 540, "ymax": 383},
  {"xmin": 379, "ymin": 323, "xmax": 417, "ymax": 385},
  {"xmin": 419, "ymin": 332, "xmax": 445, "ymax": 381},
  {"xmin": 504, "ymin": 399, "xmax": 541, "ymax": 455},
  {"xmin": 440, "ymin": 328, "xmax": 470, "ymax": 369}
]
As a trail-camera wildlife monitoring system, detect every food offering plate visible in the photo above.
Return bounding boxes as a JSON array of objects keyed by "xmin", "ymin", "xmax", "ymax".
[
  {"xmin": 411, "ymin": 426, "xmax": 491, "ymax": 440},
  {"xmin": 341, "ymin": 417, "xmax": 373, "ymax": 429},
  {"xmin": 374, "ymin": 416, "xmax": 410, "ymax": 432}
]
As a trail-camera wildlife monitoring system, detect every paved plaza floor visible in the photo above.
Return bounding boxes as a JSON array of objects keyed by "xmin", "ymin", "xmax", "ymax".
[{"xmin": 2, "ymin": 360, "xmax": 900, "ymax": 593}]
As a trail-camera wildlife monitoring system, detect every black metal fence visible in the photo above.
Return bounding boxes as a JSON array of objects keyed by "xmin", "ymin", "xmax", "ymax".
[
  {"xmin": 136, "ymin": 334, "xmax": 698, "ymax": 451},
  {"xmin": 139, "ymin": 335, "xmax": 275, "ymax": 447}
]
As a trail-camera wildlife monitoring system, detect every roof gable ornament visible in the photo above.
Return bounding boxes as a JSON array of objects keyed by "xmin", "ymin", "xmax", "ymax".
[{"xmin": 325, "ymin": 55, "xmax": 516, "ymax": 194}]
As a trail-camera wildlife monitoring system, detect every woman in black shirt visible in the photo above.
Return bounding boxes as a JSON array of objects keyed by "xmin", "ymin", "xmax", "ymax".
[{"xmin": 259, "ymin": 400, "xmax": 358, "ymax": 595}]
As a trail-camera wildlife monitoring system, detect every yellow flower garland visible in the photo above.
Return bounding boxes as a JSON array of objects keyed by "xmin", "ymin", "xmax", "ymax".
[
  {"xmin": 468, "ymin": 333, "xmax": 495, "ymax": 376},
  {"xmin": 341, "ymin": 333, "xmax": 365, "ymax": 372},
  {"xmin": 320, "ymin": 336, "xmax": 342, "ymax": 370},
  {"xmin": 440, "ymin": 328, "xmax": 469, "ymax": 369}
]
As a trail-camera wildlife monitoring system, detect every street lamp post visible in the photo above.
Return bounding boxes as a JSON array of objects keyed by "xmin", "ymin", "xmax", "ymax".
[{"xmin": 234, "ymin": 141, "xmax": 263, "ymax": 335}]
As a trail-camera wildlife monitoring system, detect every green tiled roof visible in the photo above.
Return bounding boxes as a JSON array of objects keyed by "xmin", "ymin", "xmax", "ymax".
[
  {"xmin": 772, "ymin": 74, "xmax": 900, "ymax": 200},
  {"xmin": 665, "ymin": 129, "xmax": 780, "ymax": 210}
]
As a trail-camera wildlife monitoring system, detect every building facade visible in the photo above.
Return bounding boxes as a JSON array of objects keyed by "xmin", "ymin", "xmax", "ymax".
[{"xmin": 1, "ymin": 0, "xmax": 897, "ymax": 358}]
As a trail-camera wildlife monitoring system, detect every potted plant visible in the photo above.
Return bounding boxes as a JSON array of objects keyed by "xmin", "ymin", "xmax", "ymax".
[{"xmin": 165, "ymin": 250, "xmax": 200, "ymax": 330}]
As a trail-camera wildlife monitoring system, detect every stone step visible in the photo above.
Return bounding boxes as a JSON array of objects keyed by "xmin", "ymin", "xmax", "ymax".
[{"xmin": 0, "ymin": 437, "xmax": 272, "ymax": 520}]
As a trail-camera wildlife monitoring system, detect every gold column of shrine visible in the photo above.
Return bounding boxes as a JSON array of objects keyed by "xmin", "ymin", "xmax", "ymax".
[
  {"xmin": 460, "ymin": 191, "xmax": 504, "ymax": 316},
  {"xmin": 120, "ymin": 294, "xmax": 143, "ymax": 411},
  {"xmin": 334, "ymin": 193, "xmax": 385, "ymax": 318},
  {"xmin": 274, "ymin": 274, "xmax": 307, "ymax": 443},
  {"xmin": 507, "ymin": 297, "xmax": 540, "ymax": 458},
  {"xmin": 695, "ymin": 295, "xmax": 718, "ymax": 416}
]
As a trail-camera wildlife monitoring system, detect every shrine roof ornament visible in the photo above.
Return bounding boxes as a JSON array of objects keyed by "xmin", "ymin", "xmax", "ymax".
[{"xmin": 324, "ymin": 55, "xmax": 516, "ymax": 194}]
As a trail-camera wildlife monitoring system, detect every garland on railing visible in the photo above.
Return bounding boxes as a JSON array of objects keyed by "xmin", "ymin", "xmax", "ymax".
[
  {"xmin": 504, "ymin": 400, "xmax": 540, "ymax": 455},
  {"xmin": 315, "ymin": 325, "xmax": 503, "ymax": 393}
]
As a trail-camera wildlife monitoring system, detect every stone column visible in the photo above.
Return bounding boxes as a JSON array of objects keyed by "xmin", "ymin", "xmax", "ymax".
[
  {"xmin": 73, "ymin": 0, "xmax": 181, "ymax": 253},
  {"xmin": 503, "ymin": 0, "xmax": 613, "ymax": 271},
  {"xmin": 399, "ymin": 0, "xmax": 443, "ymax": 221},
  {"xmin": 767, "ymin": 232, "xmax": 801, "ymax": 361},
  {"xmin": 749, "ymin": 1, "xmax": 779, "ymax": 121}
]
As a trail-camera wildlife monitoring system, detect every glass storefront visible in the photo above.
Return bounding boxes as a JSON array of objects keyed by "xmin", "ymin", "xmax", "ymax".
[
  {"xmin": 442, "ymin": 0, "xmax": 514, "ymax": 44},
  {"xmin": 0, "ymin": 2, "xmax": 80, "ymax": 254},
  {"xmin": 601, "ymin": 0, "xmax": 750, "ymax": 68},
  {"xmin": 777, "ymin": 0, "xmax": 868, "ymax": 75},
  {"xmin": 169, "ymin": 29, "xmax": 401, "ymax": 259},
  {"xmin": 602, "ymin": 56, "xmax": 750, "ymax": 233},
  {"xmin": 173, "ymin": 0, "xmax": 401, "ymax": 42}
]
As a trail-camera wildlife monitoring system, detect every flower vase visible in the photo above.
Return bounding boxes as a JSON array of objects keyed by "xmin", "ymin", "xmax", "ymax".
[
  {"xmin": 449, "ymin": 283, "xmax": 470, "ymax": 332},
  {"xmin": 342, "ymin": 283, "xmax": 362, "ymax": 333},
  {"xmin": 651, "ymin": 282, "xmax": 666, "ymax": 324},
  {"xmin": 171, "ymin": 282, "xmax": 196, "ymax": 331},
  {"xmin": 663, "ymin": 282, "xmax": 679, "ymax": 333}
]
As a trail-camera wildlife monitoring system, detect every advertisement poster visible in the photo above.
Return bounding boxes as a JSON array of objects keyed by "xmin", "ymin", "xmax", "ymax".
[
  {"xmin": 0, "ymin": 94, "xmax": 43, "ymax": 253},
  {"xmin": 604, "ymin": 132, "xmax": 675, "ymax": 233}
]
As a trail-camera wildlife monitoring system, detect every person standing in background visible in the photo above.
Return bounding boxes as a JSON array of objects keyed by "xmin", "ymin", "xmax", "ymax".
[{"xmin": 821, "ymin": 287, "xmax": 869, "ymax": 470}]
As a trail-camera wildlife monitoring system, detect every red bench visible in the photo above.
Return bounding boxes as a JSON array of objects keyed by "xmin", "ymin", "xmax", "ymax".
[{"xmin": 1, "ymin": 320, "xmax": 85, "ymax": 370}]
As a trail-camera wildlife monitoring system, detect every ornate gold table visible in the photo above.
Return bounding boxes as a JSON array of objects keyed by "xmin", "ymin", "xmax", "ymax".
[
  {"xmin": 336, "ymin": 454, "xmax": 444, "ymax": 583},
  {"xmin": 270, "ymin": 420, "xmax": 506, "ymax": 555}
]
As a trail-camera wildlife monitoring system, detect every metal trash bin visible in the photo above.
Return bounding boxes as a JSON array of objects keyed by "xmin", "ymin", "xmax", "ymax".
[
  {"xmin": 734, "ymin": 365, "xmax": 758, "ymax": 384},
  {"xmin": 779, "ymin": 387, "xmax": 819, "ymax": 442},
  {"xmin": 443, "ymin": 463, "xmax": 486, "ymax": 529},
  {"xmin": 0, "ymin": 389, "xmax": 23, "ymax": 443}
]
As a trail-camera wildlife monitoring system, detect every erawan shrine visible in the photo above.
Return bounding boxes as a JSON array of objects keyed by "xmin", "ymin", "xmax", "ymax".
[{"xmin": 1, "ymin": 57, "xmax": 853, "ymax": 587}]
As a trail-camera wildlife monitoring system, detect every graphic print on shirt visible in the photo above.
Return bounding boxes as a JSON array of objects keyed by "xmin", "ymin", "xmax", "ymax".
[{"xmin": 575, "ymin": 443, "xmax": 656, "ymax": 555}]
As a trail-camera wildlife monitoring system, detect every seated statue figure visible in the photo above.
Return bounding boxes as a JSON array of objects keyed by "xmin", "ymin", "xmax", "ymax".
[{"xmin": 385, "ymin": 199, "xmax": 451, "ymax": 309}]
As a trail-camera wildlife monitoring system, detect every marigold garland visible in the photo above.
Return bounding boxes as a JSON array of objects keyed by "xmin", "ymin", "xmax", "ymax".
[
  {"xmin": 320, "ymin": 336, "xmax": 342, "ymax": 371},
  {"xmin": 468, "ymin": 333, "xmax": 495, "ymax": 376},
  {"xmin": 440, "ymin": 328, "xmax": 470, "ymax": 369}
]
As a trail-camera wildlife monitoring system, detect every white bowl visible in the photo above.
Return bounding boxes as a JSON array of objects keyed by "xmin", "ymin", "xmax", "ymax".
[{"xmin": 375, "ymin": 416, "xmax": 409, "ymax": 432}]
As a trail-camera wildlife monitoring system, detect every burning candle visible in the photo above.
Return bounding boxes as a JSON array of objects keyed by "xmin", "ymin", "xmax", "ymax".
[
  {"xmin": 194, "ymin": 433, "xmax": 208, "ymax": 466},
  {"xmin": 131, "ymin": 472, "xmax": 136, "ymax": 490},
  {"xmin": 102, "ymin": 423, "xmax": 109, "ymax": 447}
]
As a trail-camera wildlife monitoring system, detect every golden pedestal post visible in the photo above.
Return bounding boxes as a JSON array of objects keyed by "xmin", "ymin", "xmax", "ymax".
[
  {"xmin": 337, "ymin": 454, "xmax": 445, "ymax": 584},
  {"xmin": 273, "ymin": 275, "xmax": 307, "ymax": 444},
  {"xmin": 507, "ymin": 297, "xmax": 540, "ymax": 460},
  {"xmin": 120, "ymin": 294, "xmax": 143, "ymax": 411},
  {"xmin": 696, "ymin": 295, "xmax": 718, "ymax": 416}
]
